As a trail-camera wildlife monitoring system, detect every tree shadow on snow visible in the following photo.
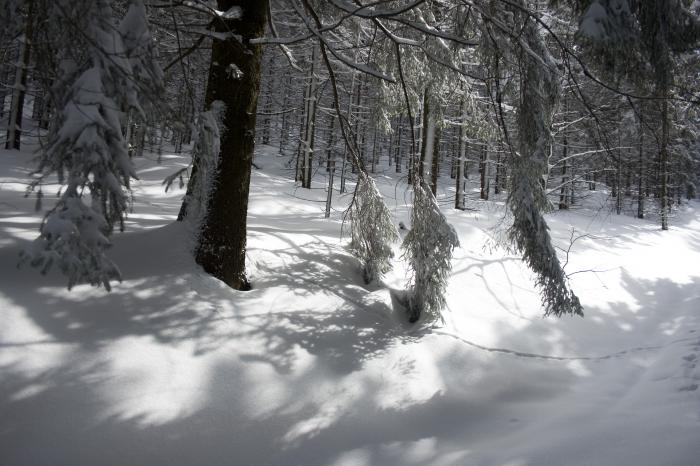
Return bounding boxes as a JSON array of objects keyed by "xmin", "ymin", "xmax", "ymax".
[{"xmin": 1, "ymin": 220, "xmax": 700, "ymax": 465}]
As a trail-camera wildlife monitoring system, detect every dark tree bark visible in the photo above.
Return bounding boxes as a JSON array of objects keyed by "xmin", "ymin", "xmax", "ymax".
[
  {"xmin": 394, "ymin": 113, "xmax": 403, "ymax": 173},
  {"xmin": 325, "ymin": 100, "xmax": 336, "ymax": 171},
  {"xmin": 637, "ymin": 112, "xmax": 645, "ymax": 219},
  {"xmin": 660, "ymin": 85, "xmax": 670, "ymax": 230},
  {"xmin": 418, "ymin": 90, "xmax": 430, "ymax": 181},
  {"xmin": 494, "ymin": 144, "xmax": 502, "ymax": 196},
  {"xmin": 430, "ymin": 126, "xmax": 440, "ymax": 195},
  {"xmin": 370, "ymin": 126, "xmax": 377, "ymax": 173},
  {"xmin": 279, "ymin": 75, "xmax": 292, "ymax": 155},
  {"xmin": 455, "ymin": 98, "xmax": 466, "ymax": 209},
  {"xmin": 301, "ymin": 45, "xmax": 318, "ymax": 188},
  {"xmin": 194, "ymin": 0, "xmax": 268, "ymax": 290},
  {"xmin": 559, "ymin": 135, "xmax": 568, "ymax": 209},
  {"xmin": 260, "ymin": 52, "xmax": 274, "ymax": 145},
  {"xmin": 480, "ymin": 142, "xmax": 488, "ymax": 200},
  {"xmin": 5, "ymin": 0, "xmax": 34, "ymax": 150}
]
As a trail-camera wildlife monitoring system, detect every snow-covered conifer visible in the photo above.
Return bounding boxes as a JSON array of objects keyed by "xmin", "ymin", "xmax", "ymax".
[
  {"xmin": 22, "ymin": 0, "xmax": 163, "ymax": 289},
  {"xmin": 119, "ymin": 0, "xmax": 165, "ymax": 105},
  {"xmin": 402, "ymin": 181, "xmax": 459, "ymax": 323},
  {"xmin": 508, "ymin": 13, "xmax": 583, "ymax": 317},
  {"xmin": 347, "ymin": 173, "xmax": 399, "ymax": 284}
]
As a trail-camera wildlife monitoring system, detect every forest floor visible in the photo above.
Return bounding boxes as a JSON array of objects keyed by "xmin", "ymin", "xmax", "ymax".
[{"xmin": 1, "ymin": 145, "xmax": 699, "ymax": 466}]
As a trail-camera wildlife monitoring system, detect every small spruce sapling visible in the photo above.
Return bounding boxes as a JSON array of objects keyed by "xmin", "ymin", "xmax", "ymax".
[
  {"xmin": 347, "ymin": 173, "xmax": 399, "ymax": 284},
  {"xmin": 402, "ymin": 181, "xmax": 460, "ymax": 323}
]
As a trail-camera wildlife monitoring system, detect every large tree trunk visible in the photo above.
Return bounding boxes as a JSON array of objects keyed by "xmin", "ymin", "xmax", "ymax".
[{"xmin": 194, "ymin": 0, "xmax": 268, "ymax": 290}]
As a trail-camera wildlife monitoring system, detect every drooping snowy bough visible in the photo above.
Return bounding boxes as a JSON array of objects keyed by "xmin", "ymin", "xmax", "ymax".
[
  {"xmin": 347, "ymin": 173, "xmax": 399, "ymax": 284},
  {"xmin": 22, "ymin": 65, "xmax": 132, "ymax": 290},
  {"xmin": 21, "ymin": 0, "xmax": 163, "ymax": 290},
  {"xmin": 402, "ymin": 181, "xmax": 460, "ymax": 323},
  {"xmin": 508, "ymin": 14, "xmax": 583, "ymax": 317}
]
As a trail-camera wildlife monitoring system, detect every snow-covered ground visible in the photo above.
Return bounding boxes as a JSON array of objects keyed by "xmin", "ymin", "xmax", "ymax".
[{"xmin": 1, "ymin": 145, "xmax": 699, "ymax": 465}]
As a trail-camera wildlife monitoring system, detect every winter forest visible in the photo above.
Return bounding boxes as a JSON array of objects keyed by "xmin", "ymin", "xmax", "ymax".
[{"xmin": 1, "ymin": 0, "xmax": 700, "ymax": 464}]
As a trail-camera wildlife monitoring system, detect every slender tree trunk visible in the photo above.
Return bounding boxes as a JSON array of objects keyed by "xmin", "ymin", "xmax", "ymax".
[
  {"xmin": 395, "ymin": 114, "xmax": 403, "ymax": 173},
  {"xmin": 340, "ymin": 145, "xmax": 347, "ymax": 193},
  {"xmin": 325, "ymin": 160, "xmax": 335, "ymax": 218},
  {"xmin": 559, "ymin": 135, "xmax": 569, "ymax": 209},
  {"xmin": 31, "ymin": 82, "xmax": 43, "ymax": 120},
  {"xmin": 388, "ymin": 123, "xmax": 393, "ymax": 168},
  {"xmin": 301, "ymin": 45, "xmax": 318, "ymax": 189},
  {"xmin": 279, "ymin": 75, "xmax": 292, "ymax": 155},
  {"xmin": 569, "ymin": 163, "xmax": 575, "ymax": 206},
  {"xmin": 182, "ymin": 99, "xmax": 193, "ymax": 145},
  {"xmin": 660, "ymin": 85, "xmax": 669, "ymax": 230},
  {"xmin": 260, "ymin": 53, "xmax": 274, "ymax": 145},
  {"xmin": 419, "ymin": 90, "xmax": 430, "ymax": 180},
  {"xmin": 295, "ymin": 75, "xmax": 309, "ymax": 181},
  {"xmin": 5, "ymin": 0, "xmax": 34, "ymax": 150},
  {"xmin": 124, "ymin": 110, "xmax": 134, "ymax": 157},
  {"xmin": 480, "ymin": 142, "xmax": 488, "ymax": 200},
  {"xmin": 450, "ymin": 128, "xmax": 457, "ymax": 179},
  {"xmin": 325, "ymin": 100, "xmax": 336, "ymax": 171},
  {"xmin": 352, "ymin": 72, "xmax": 366, "ymax": 173},
  {"xmin": 0, "ymin": 61, "xmax": 10, "ymax": 119},
  {"xmin": 194, "ymin": 0, "xmax": 268, "ymax": 290},
  {"xmin": 494, "ymin": 145, "xmax": 502, "ymax": 196},
  {"xmin": 370, "ymin": 125, "xmax": 378, "ymax": 173},
  {"xmin": 173, "ymin": 81, "xmax": 187, "ymax": 154},
  {"xmin": 455, "ymin": 96, "xmax": 467, "ymax": 209},
  {"xmin": 430, "ymin": 126, "xmax": 440, "ymax": 195},
  {"xmin": 464, "ymin": 142, "xmax": 469, "ymax": 180},
  {"xmin": 616, "ymin": 126, "xmax": 623, "ymax": 215}
]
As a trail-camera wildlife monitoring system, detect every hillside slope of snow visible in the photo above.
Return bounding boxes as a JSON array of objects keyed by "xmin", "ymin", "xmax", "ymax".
[{"xmin": 1, "ymin": 147, "xmax": 699, "ymax": 465}]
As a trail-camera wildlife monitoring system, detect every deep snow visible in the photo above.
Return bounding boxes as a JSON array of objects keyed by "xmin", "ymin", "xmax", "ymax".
[{"xmin": 1, "ymin": 145, "xmax": 699, "ymax": 466}]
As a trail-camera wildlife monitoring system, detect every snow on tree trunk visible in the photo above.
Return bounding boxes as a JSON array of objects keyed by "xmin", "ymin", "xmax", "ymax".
[
  {"xmin": 194, "ymin": 0, "xmax": 268, "ymax": 291},
  {"xmin": 168, "ymin": 103, "xmax": 224, "ymax": 235},
  {"xmin": 509, "ymin": 15, "xmax": 583, "ymax": 317}
]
